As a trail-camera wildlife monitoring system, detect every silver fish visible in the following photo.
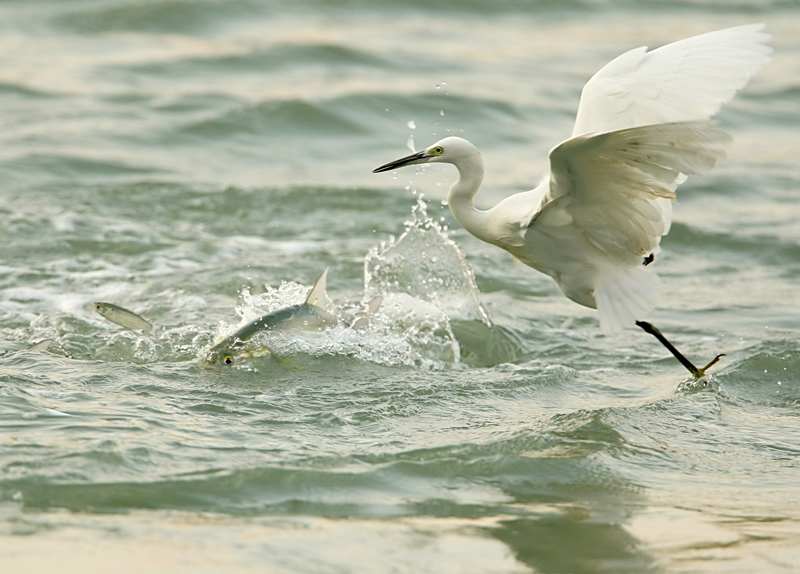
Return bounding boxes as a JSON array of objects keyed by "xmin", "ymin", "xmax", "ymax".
[
  {"xmin": 205, "ymin": 268, "xmax": 382, "ymax": 366},
  {"xmin": 93, "ymin": 302, "xmax": 158, "ymax": 337},
  {"xmin": 205, "ymin": 267, "xmax": 337, "ymax": 366}
]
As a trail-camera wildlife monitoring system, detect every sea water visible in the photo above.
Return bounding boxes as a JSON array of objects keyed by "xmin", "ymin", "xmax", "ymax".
[{"xmin": 1, "ymin": 1, "xmax": 799, "ymax": 572}]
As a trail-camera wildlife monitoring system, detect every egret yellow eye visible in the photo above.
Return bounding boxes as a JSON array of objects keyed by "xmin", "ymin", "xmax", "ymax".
[
  {"xmin": 223, "ymin": 355, "xmax": 233, "ymax": 365},
  {"xmin": 434, "ymin": 146, "xmax": 444, "ymax": 154}
]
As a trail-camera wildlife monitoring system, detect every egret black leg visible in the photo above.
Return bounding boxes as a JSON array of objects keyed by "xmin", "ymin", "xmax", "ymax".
[{"xmin": 635, "ymin": 320, "xmax": 724, "ymax": 379}]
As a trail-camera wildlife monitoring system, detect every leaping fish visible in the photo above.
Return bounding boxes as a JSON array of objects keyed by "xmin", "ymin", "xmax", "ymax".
[
  {"xmin": 205, "ymin": 267, "xmax": 381, "ymax": 366},
  {"xmin": 93, "ymin": 302, "xmax": 159, "ymax": 337}
]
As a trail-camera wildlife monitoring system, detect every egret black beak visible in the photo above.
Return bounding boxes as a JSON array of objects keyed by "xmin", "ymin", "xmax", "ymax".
[{"xmin": 372, "ymin": 150, "xmax": 431, "ymax": 173}]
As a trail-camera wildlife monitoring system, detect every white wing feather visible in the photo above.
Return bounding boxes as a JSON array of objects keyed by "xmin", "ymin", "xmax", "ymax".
[
  {"xmin": 543, "ymin": 121, "xmax": 731, "ymax": 265},
  {"xmin": 526, "ymin": 121, "xmax": 730, "ymax": 331},
  {"xmin": 572, "ymin": 24, "xmax": 772, "ymax": 137}
]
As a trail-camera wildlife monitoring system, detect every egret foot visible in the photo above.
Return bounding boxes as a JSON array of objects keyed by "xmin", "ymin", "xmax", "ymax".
[{"xmin": 635, "ymin": 320, "xmax": 724, "ymax": 379}]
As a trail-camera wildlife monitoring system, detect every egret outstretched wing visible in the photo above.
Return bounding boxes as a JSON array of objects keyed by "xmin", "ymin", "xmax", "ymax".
[
  {"xmin": 535, "ymin": 121, "xmax": 731, "ymax": 265},
  {"xmin": 572, "ymin": 24, "xmax": 772, "ymax": 137}
]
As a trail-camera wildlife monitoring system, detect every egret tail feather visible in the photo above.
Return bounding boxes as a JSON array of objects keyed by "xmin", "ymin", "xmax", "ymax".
[{"xmin": 595, "ymin": 266, "xmax": 660, "ymax": 332}]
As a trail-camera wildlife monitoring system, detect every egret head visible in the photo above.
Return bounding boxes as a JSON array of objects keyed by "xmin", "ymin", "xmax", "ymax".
[{"xmin": 373, "ymin": 137, "xmax": 480, "ymax": 173}]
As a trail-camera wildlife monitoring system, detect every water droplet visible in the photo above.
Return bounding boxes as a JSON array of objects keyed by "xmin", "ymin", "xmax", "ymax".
[
  {"xmin": 407, "ymin": 120, "xmax": 416, "ymax": 129},
  {"xmin": 439, "ymin": 110, "xmax": 444, "ymax": 116},
  {"xmin": 406, "ymin": 134, "xmax": 415, "ymax": 152}
]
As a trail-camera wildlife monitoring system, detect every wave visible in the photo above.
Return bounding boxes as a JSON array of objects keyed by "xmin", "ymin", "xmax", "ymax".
[
  {"xmin": 6, "ymin": 153, "xmax": 160, "ymax": 180},
  {"xmin": 0, "ymin": 405, "xmax": 637, "ymax": 515},
  {"xmin": 667, "ymin": 222, "xmax": 800, "ymax": 268},
  {"xmin": 53, "ymin": 0, "xmax": 793, "ymax": 37},
  {"xmin": 720, "ymin": 338, "xmax": 800, "ymax": 408},
  {"xmin": 120, "ymin": 43, "xmax": 392, "ymax": 78},
  {"xmin": 182, "ymin": 99, "xmax": 369, "ymax": 138},
  {"xmin": 54, "ymin": 0, "xmax": 271, "ymax": 34},
  {"xmin": 0, "ymin": 81, "xmax": 54, "ymax": 99}
]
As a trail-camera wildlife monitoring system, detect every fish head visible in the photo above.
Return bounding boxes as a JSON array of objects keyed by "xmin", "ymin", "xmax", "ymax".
[
  {"xmin": 204, "ymin": 349, "xmax": 236, "ymax": 367},
  {"xmin": 93, "ymin": 302, "xmax": 111, "ymax": 316},
  {"xmin": 203, "ymin": 340, "xmax": 246, "ymax": 367},
  {"xmin": 203, "ymin": 338, "xmax": 273, "ymax": 367},
  {"xmin": 204, "ymin": 345, "xmax": 274, "ymax": 367}
]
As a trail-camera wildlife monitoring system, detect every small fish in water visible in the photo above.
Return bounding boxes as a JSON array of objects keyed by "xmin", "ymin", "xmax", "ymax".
[
  {"xmin": 1, "ymin": 338, "xmax": 56, "ymax": 358},
  {"xmin": 20, "ymin": 338, "xmax": 70, "ymax": 357},
  {"xmin": 28, "ymin": 339, "xmax": 55, "ymax": 351},
  {"xmin": 205, "ymin": 267, "xmax": 381, "ymax": 366},
  {"xmin": 93, "ymin": 302, "xmax": 159, "ymax": 337}
]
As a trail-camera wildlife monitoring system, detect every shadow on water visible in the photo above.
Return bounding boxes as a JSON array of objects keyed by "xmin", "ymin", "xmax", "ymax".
[
  {"xmin": 492, "ymin": 516, "xmax": 656, "ymax": 574},
  {"xmin": 451, "ymin": 320, "xmax": 519, "ymax": 367},
  {"xmin": 477, "ymin": 409, "xmax": 658, "ymax": 573}
]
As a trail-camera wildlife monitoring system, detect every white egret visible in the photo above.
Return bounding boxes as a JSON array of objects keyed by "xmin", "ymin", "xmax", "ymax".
[{"xmin": 374, "ymin": 24, "xmax": 771, "ymax": 377}]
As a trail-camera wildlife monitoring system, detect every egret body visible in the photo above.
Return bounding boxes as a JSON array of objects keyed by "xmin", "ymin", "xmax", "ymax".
[{"xmin": 374, "ymin": 25, "xmax": 772, "ymax": 376}]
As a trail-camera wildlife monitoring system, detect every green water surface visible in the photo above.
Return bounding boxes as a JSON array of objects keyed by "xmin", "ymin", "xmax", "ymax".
[{"xmin": 1, "ymin": 1, "xmax": 800, "ymax": 572}]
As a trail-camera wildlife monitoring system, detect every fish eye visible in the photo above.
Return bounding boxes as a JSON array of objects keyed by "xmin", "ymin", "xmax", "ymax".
[
  {"xmin": 223, "ymin": 355, "xmax": 233, "ymax": 365},
  {"xmin": 434, "ymin": 146, "xmax": 444, "ymax": 154}
]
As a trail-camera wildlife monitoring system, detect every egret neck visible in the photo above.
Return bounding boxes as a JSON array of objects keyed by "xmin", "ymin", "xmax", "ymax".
[{"xmin": 444, "ymin": 145, "xmax": 496, "ymax": 246}]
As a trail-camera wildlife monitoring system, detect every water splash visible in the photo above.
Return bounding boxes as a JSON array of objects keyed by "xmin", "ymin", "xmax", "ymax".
[
  {"xmin": 363, "ymin": 198, "xmax": 497, "ymax": 364},
  {"xmin": 364, "ymin": 197, "xmax": 490, "ymax": 326},
  {"xmin": 235, "ymin": 280, "xmax": 318, "ymax": 325},
  {"xmin": 210, "ymin": 199, "xmax": 498, "ymax": 368},
  {"xmin": 676, "ymin": 375, "xmax": 721, "ymax": 394}
]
